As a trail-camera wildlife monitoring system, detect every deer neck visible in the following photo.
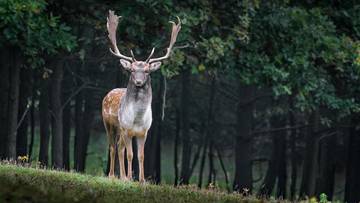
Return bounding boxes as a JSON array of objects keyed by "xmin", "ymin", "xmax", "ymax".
[{"xmin": 124, "ymin": 76, "xmax": 152, "ymax": 107}]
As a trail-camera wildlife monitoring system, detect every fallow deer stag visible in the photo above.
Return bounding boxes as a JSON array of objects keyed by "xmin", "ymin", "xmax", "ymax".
[{"xmin": 102, "ymin": 10, "xmax": 181, "ymax": 182}]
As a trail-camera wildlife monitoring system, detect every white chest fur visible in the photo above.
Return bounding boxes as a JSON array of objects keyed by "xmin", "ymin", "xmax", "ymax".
[{"xmin": 118, "ymin": 100, "xmax": 152, "ymax": 132}]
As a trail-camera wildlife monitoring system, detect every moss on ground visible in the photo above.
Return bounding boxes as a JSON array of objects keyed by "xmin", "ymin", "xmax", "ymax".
[{"xmin": 0, "ymin": 163, "xmax": 260, "ymax": 203}]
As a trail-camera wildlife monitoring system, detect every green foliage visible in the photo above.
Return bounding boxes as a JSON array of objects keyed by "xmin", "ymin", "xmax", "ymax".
[
  {"xmin": 319, "ymin": 193, "xmax": 328, "ymax": 203},
  {"xmin": 236, "ymin": 5, "xmax": 360, "ymax": 118},
  {"xmin": 0, "ymin": 164, "xmax": 257, "ymax": 203},
  {"xmin": 0, "ymin": 0, "xmax": 76, "ymax": 68}
]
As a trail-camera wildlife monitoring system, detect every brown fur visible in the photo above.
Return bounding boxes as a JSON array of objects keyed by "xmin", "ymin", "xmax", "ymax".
[
  {"xmin": 102, "ymin": 88, "xmax": 147, "ymax": 180},
  {"xmin": 102, "ymin": 88, "xmax": 126, "ymax": 139},
  {"xmin": 102, "ymin": 88, "xmax": 126, "ymax": 179}
]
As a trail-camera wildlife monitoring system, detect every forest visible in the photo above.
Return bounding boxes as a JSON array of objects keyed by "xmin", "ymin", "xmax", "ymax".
[{"xmin": 0, "ymin": 0, "xmax": 360, "ymax": 202}]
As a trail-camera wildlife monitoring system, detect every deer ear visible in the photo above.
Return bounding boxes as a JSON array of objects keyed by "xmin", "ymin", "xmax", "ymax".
[
  {"xmin": 120, "ymin": 59, "xmax": 132, "ymax": 70},
  {"xmin": 149, "ymin": 62, "xmax": 162, "ymax": 72}
]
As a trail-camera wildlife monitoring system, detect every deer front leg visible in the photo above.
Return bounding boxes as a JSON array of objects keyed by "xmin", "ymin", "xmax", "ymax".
[
  {"xmin": 124, "ymin": 134, "xmax": 133, "ymax": 180},
  {"xmin": 118, "ymin": 136, "xmax": 126, "ymax": 180},
  {"xmin": 137, "ymin": 135, "xmax": 147, "ymax": 183}
]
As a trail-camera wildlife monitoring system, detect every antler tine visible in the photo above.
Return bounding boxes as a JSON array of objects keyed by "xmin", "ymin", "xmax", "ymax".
[
  {"xmin": 130, "ymin": 49, "xmax": 137, "ymax": 61},
  {"xmin": 107, "ymin": 10, "xmax": 133, "ymax": 61},
  {"xmin": 148, "ymin": 16, "xmax": 181, "ymax": 63},
  {"xmin": 145, "ymin": 47, "xmax": 155, "ymax": 63}
]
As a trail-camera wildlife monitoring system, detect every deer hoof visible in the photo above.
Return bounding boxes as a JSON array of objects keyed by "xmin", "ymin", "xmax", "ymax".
[{"xmin": 120, "ymin": 176, "xmax": 129, "ymax": 181}]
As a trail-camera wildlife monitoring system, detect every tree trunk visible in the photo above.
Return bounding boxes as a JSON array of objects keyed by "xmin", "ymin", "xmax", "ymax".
[
  {"xmin": 154, "ymin": 76, "xmax": 166, "ymax": 183},
  {"xmin": 39, "ymin": 78, "xmax": 50, "ymax": 166},
  {"xmin": 300, "ymin": 112, "xmax": 320, "ymax": 197},
  {"xmin": 16, "ymin": 68, "xmax": 30, "ymax": 157},
  {"xmin": 316, "ymin": 133, "xmax": 336, "ymax": 200},
  {"xmin": 144, "ymin": 75, "xmax": 164, "ymax": 183},
  {"xmin": 207, "ymin": 139, "xmax": 215, "ymax": 186},
  {"xmin": 289, "ymin": 97, "xmax": 298, "ymax": 200},
  {"xmin": 62, "ymin": 68, "xmax": 72, "ymax": 171},
  {"xmin": 180, "ymin": 68, "xmax": 191, "ymax": 184},
  {"xmin": 276, "ymin": 126, "xmax": 287, "ymax": 198},
  {"xmin": 6, "ymin": 47, "xmax": 21, "ymax": 160},
  {"xmin": 50, "ymin": 61, "xmax": 64, "ymax": 169},
  {"xmin": 154, "ymin": 105, "xmax": 162, "ymax": 183},
  {"xmin": 217, "ymin": 147, "xmax": 230, "ymax": 192},
  {"xmin": 233, "ymin": 85, "xmax": 254, "ymax": 193},
  {"xmin": 206, "ymin": 77, "xmax": 217, "ymax": 187},
  {"xmin": 198, "ymin": 139, "xmax": 208, "ymax": 188},
  {"xmin": 174, "ymin": 108, "xmax": 180, "ymax": 186},
  {"xmin": 344, "ymin": 116, "xmax": 360, "ymax": 203},
  {"xmin": 28, "ymin": 76, "xmax": 36, "ymax": 160},
  {"xmin": 0, "ymin": 49, "xmax": 10, "ymax": 159},
  {"xmin": 74, "ymin": 89, "xmax": 94, "ymax": 172},
  {"xmin": 63, "ymin": 103, "xmax": 71, "ymax": 170},
  {"xmin": 74, "ymin": 88, "xmax": 84, "ymax": 171}
]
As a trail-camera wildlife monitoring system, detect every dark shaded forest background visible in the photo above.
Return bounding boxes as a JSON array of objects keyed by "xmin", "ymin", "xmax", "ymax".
[{"xmin": 1, "ymin": 0, "xmax": 360, "ymax": 202}]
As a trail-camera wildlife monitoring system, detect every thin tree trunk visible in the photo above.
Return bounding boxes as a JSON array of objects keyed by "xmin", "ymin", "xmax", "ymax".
[
  {"xmin": 276, "ymin": 126, "xmax": 287, "ymax": 198},
  {"xmin": 28, "ymin": 75, "xmax": 35, "ymax": 160},
  {"xmin": 144, "ymin": 75, "xmax": 164, "ymax": 183},
  {"xmin": 74, "ymin": 88, "xmax": 83, "ymax": 170},
  {"xmin": 63, "ymin": 104, "xmax": 71, "ymax": 170},
  {"xmin": 259, "ymin": 132, "xmax": 278, "ymax": 196},
  {"xmin": 289, "ymin": 96, "xmax": 298, "ymax": 200},
  {"xmin": 216, "ymin": 147, "xmax": 230, "ymax": 192},
  {"xmin": 154, "ymin": 107, "xmax": 162, "ymax": 183},
  {"xmin": 154, "ymin": 75, "xmax": 167, "ymax": 183},
  {"xmin": 258, "ymin": 114, "xmax": 287, "ymax": 198},
  {"xmin": 50, "ymin": 61, "xmax": 64, "ymax": 169},
  {"xmin": 16, "ymin": 68, "xmax": 30, "ymax": 157},
  {"xmin": 62, "ymin": 67, "xmax": 72, "ymax": 171},
  {"xmin": 174, "ymin": 108, "xmax": 180, "ymax": 186},
  {"xmin": 180, "ymin": 68, "xmax": 191, "ymax": 184},
  {"xmin": 316, "ymin": 133, "xmax": 336, "ymax": 199},
  {"xmin": 233, "ymin": 85, "xmax": 254, "ymax": 193},
  {"xmin": 201, "ymin": 76, "xmax": 218, "ymax": 187},
  {"xmin": 0, "ymin": 49, "xmax": 10, "ymax": 159},
  {"xmin": 189, "ymin": 122, "xmax": 206, "ymax": 178},
  {"xmin": 300, "ymin": 111, "xmax": 320, "ymax": 197},
  {"xmin": 207, "ymin": 139, "xmax": 215, "ymax": 186},
  {"xmin": 74, "ymin": 90, "xmax": 94, "ymax": 172},
  {"xmin": 189, "ymin": 140, "xmax": 203, "ymax": 178},
  {"xmin": 7, "ymin": 47, "xmax": 21, "ymax": 159},
  {"xmin": 198, "ymin": 139, "xmax": 208, "ymax": 188},
  {"xmin": 344, "ymin": 115, "xmax": 360, "ymax": 203},
  {"xmin": 39, "ymin": 79, "xmax": 50, "ymax": 166}
]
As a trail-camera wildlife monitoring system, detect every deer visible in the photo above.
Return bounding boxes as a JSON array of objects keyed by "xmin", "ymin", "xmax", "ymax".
[{"xmin": 102, "ymin": 10, "xmax": 181, "ymax": 182}]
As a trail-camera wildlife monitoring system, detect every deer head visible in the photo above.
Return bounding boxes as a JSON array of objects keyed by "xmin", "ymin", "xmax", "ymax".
[{"xmin": 107, "ymin": 10, "xmax": 181, "ymax": 87}]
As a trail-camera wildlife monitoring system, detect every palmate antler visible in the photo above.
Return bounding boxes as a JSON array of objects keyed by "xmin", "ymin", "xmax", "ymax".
[
  {"xmin": 146, "ymin": 16, "xmax": 182, "ymax": 63},
  {"xmin": 107, "ymin": 10, "xmax": 181, "ymax": 63},
  {"xmin": 107, "ymin": 10, "xmax": 133, "ymax": 61}
]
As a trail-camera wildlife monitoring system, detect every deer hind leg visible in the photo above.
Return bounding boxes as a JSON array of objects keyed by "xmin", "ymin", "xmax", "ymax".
[
  {"xmin": 117, "ymin": 129, "xmax": 126, "ymax": 180},
  {"xmin": 124, "ymin": 133, "xmax": 133, "ymax": 180},
  {"xmin": 104, "ymin": 122, "xmax": 116, "ymax": 178},
  {"xmin": 137, "ymin": 134, "xmax": 147, "ymax": 183}
]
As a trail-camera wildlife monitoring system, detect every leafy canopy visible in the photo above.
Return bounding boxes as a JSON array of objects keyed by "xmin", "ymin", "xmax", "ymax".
[{"xmin": 0, "ymin": 0, "xmax": 76, "ymax": 67}]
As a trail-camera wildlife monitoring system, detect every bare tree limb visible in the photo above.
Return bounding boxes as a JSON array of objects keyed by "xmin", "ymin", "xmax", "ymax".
[
  {"xmin": 61, "ymin": 82, "xmax": 89, "ymax": 110},
  {"xmin": 16, "ymin": 100, "xmax": 31, "ymax": 130}
]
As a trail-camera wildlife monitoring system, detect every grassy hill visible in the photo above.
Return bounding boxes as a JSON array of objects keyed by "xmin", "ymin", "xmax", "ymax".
[{"xmin": 0, "ymin": 163, "xmax": 259, "ymax": 203}]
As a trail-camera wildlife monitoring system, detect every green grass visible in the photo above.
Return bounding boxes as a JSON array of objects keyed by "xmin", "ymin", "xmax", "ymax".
[
  {"xmin": 27, "ymin": 128, "xmax": 238, "ymax": 188},
  {"xmin": 0, "ymin": 163, "xmax": 260, "ymax": 203}
]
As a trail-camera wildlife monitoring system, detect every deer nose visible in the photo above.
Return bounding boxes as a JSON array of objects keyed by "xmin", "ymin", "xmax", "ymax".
[{"xmin": 135, "ymin": 80, "xmax": 142, "ymax": 86}]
